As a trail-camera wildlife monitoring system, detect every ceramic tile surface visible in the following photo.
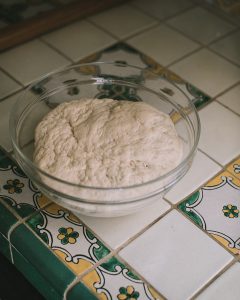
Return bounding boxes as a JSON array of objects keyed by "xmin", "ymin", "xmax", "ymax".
[
  {"xmin": 0, "ymin": 39, "xmax": 70, "ymax": 85},
  {"xmin": 167, "ymin": 6, "xmax": 235, "ymax": 44},
  {"xmin": 226, "ymin": 157, "xmax": 240, "ymax": 180},
  {"xmin": 210, "ymin": 29, "xmax": 240, "ymax": 65},
  {"xmin": 0, "ymin": 152, "xmax": 50, "ymax": 219},
  {"xmin": 0, "ymin": 91, "xmax": 23, "ymax": 151},
  {"xmin": 0, "ymin": 71, "xmax": 21, "ymax": 100},
  {"xmin": 179, "ymin": 170, "xmax": 240, "ymax": 254},
  {"xmin": 1, "ymin": 2, "xmax": 240, "ymax": 298},
  {"xmin": 196, "ymin": 262, "xmax": 240, "ymax": 300},
  {"xmin": 170, "ymin": 49, "xmax": 240, "ymax": 96},
  {"xmin": 128, "ymin": 24, "xmax": 200, "ymax": 66},
  {"xmin": 89, "ymin": 4, "xmax": 157, "ymax": 39},
  {"xmin": 27, "ymin": 203, "xmax": 111, "ymax": 276},
  {"xmin": 77, "ymin": 198, "xmax": 170, "ymax": 249},
  {"xmin": 165, "ymin": 150, "xmax": 222, "ymax": 204},
  {"xmin": 120, "ymin": 210, "xmax": 232, "ymax": 300},
  {"xmin": 42, "ymin": 20, "xmax": 116, "ymax": 62},
  {"xmin": 74, "ymin": 255, "xmax": 164, "ymax": 300},
  {"xmin": 198, "ymin": 102, "xmax": 240, "ymax": 165},
  {"xmin": 217, "ymin": 84, "xmax": 240, "ymax": 115},
  {"xmin": 131, "ymin": 0, "xmax": 194, "ymax": 20}
]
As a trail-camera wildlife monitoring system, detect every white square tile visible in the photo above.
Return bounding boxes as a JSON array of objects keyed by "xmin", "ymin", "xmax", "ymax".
[
  {"xmin": 165, "ymin": 150, "xmax": 221, "ymax": 204},
  {"xmin": 131, "ymin": 0, "xmax": 194, "ymax": 20},
  {"xmin": 42, "ymin": 20, "xmax": 116, "ymax": 62},
  {"xmin": 167, "ymin": 7, "xmax": 235, "ymax": 44},
  {"xmin": 196, "ymin": 263, "xmax": 240, "ymax": 300},
  {"xmin": 198, "ymin": 101, "xmax": 240, "ymax": 165},
  {"xmin": 217, "ymin": 84, "xmax": 240, "ymax": 115},
  {"xmin": 0, "ymin": 71, "xmax": 21, "ymax": 100},
  {"xmin": 119, "ymin": 210, "xmax": 232, "ymax": 300},
  {"xmin": 76, "ymin": 198, "xmax": 170, "ymax": 249},
  {"xmin": 0, "ymin": 91, "xmax": 23, "ymax": 151},
  {"xmin": 210, "ymin": 30, "xmax": 240, "ymax": 65},
  {"xmin": 128, "ymin": 24, "xmax": 199, "ymax": 66},
  {"xmin": 0, "ymin": 40, "xmax": 70, "ymax": 85},
  {"xmin": 170, "ymin": 49, "xmax": 240, "ymax": 97},
  {"xmin": 89, "ymin": 4, "xmax": 157, "ymax": 39}
]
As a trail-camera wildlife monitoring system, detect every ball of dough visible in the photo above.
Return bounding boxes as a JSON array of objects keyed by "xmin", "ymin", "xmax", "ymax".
[{"xmin": 34, "ymin": 98, "xmax": 182, "ymax": 187}]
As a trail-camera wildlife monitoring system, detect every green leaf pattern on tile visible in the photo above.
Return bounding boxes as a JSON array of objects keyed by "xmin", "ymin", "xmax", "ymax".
[
  {"xmin": 178, "ymin": 191, "xmax": 205, "ymax": 228},
  {"xmin": 179, "ymin": 174, "xmax": 240, "ymax": 253}
]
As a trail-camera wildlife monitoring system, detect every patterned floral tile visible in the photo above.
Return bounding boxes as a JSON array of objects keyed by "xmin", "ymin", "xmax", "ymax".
[
  {"xmin": 27, "ymin": 203, "xmax": 111, "ymax": 277},
  {"xmin": 79, "ymin": 42, "xmax": 211, "ymax": 109},
  {"xmin": 226, "ymin": 156, "xmax": 240, "ymax": 180},
  {"xmin": 68, "ymin": 255, "xmax": 163, "ymax": 300},
  {"xmin": 178, "ymin": 170, "xmax": 240, "ymax": 255},
  {"xmin": 10, "ymin": 223, "xmax": 77, "ymax": 298},
  {"xmin": 0, "ymin": 153, "xmax": 51, "ymax": 219}
]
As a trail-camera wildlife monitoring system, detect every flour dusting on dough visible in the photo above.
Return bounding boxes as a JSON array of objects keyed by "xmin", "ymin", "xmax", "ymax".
[{"xmin": 34, "ymin": 98, "xmax": 182, "ymax": 187}]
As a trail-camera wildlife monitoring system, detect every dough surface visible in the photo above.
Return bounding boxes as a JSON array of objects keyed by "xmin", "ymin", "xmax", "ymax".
[{"xmin": 34, "ymin": 98, "xmax": 182, "ymax": 187}]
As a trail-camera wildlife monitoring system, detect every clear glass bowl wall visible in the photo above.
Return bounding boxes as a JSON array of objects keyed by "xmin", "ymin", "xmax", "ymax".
[{"xmin": 10, "ymin": 62, "xmax": 200, "ymax": 217}]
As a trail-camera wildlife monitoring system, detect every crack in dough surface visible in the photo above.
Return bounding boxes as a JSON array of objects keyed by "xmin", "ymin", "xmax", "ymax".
[{"xmin": 34, "ymin": 98, "xmax": 183, "ymax": 187}]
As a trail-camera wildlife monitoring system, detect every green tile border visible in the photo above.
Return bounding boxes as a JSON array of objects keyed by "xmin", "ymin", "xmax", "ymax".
[
  {"xmin": 10, "ymin": 223, "xmax": 76, "ymax": 298},
  {"xmin": 67, "ymin": 282, "xmax": 98, "ymax": 300},
  {"xmin": 0, "ymin": 232, "xmax": 11, "ymax": 261},
  {"xmin": 0, "ymin": 201, "xmax": 19, "ymax": 237},
  {"xmin": 12, "ymin": 246, "xmax": 61, "ymax": 300}
]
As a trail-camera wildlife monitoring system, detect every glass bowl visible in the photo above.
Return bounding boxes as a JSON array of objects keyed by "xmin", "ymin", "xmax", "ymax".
[{"xmin": 10, "ymin": 62, "xmax": 200, "ymax": 217}]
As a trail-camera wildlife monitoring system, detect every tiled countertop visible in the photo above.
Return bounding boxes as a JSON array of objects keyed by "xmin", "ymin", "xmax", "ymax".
[{"xmin": 0, "ymin": 1, "xmax": 240, "ymax": 299}]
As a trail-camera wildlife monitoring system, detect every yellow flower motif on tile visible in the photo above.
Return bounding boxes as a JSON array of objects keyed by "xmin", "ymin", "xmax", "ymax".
[
  {"xmin": 117, "ymin": 286, "xmax": 139, "ymax": 300},
  {"xmin": 57, "ymin": 227, "xmax": 79, "ymax": 245},
  {"xmin": 3, "ymin": 179, "xmax": 24, "ymax": 194},
  {"xmin": 222, "ymin": 204, "xmax": 239, "ymax": 218}
]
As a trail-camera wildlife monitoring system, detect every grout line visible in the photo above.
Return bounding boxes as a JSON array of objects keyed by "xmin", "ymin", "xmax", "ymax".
[
  {"xmin": 114, "ymin": 207, "xmax": 173, "ymax": 253},
  {"xmin": 207, "ymin": 46, "xmax": 240, "ymax": 68},
  {"xmin": 216, "ymin": 100, "xmax": 240, "ymax": 119},
  {"xmin": 39, "ymin": 37, "xmax": 74, "ymax": 63},
  {"xmin": 209, "ymin": 80, "xmax": 240, "ymax": 101},
  {"xmin": 166, "ymin": 164, "xmax": 226, "ymax": 208},
  {"xmin": 87, "ymin": 17, "xmax": 160, "ymax": 43},
  {"xmin": 177, "ymin": 208, "xmax": 238, "ymax": 258},
  {"xmin": 208, "ymin": 26, "xmax": 240, "ymax": 46},
  {"xmin": 197, "ymin": 148, "xmax": 224, "ymax": 168},
  {"xmin": 0, "ymin": 88, "xmax": 25, "ymax": 103},
  {"xmin": 191, "ymin": 259, "xmax": 237, "ymax": 299},
  {"xmin": 196, "ymin": 1, "xmax": 240, "ymax": 26},
  {"xmin": 166, "ymin": 45, "xmax": 203, "ymax": 68},
  {"xmin": 130, "ymin": 1, "xmax": 197, "ymax": 24},
  {"xmin": 0, "ymin": 67, "xmax": 24, "ymax": 88}
]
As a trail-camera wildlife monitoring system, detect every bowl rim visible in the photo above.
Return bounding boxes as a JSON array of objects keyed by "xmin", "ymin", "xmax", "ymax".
[{"xmin": 10, "ymin": 61, "xmax": 201, "ymax": 192}]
